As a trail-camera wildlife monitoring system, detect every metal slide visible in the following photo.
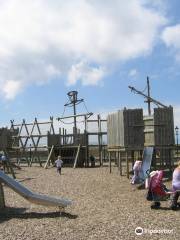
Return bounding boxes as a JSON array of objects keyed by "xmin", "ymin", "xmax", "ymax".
[{"xmin": 0, "ymin": 170, "xmax": 72, "ymax": 207}]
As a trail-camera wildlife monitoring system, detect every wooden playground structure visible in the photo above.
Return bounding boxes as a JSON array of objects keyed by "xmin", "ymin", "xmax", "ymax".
[
  {"xmin": 0, "ymin": 81, "xmax": 178, "ymax": 178},
  {"xmin": 107, "ymin": 106, "xmax": 175, "ymax": 178},
  {"xmin": 107, "ymin": 78, "xmax": 176, "ymax": 178},
  {"xmin": 0, "ymin": 114, "xmax": 107, "ymax": 169},
  {"xmin": 0, "ymin": 91, "xmax": 107, "ymax": 170}
]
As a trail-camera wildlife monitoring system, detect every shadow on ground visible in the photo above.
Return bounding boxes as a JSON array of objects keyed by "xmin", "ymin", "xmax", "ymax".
[
  {"xmin": 151, "ymin": 206, "xmax": 180, "ymax": 211},
  {"xmin": 18, "ymin": 177, "xmax": 36, "ymax": 183},
  {"xmin": 0, "ymin": 207, "xmax": 78, "ymax": 223}
]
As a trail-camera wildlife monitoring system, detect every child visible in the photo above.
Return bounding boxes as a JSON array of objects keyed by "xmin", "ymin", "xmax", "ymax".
[
  {"xmin": 131, "ymin": 160, "xmax": 142, "ymax": 184},
  {"xmin": 1, "ymin": 153, "xmax": 7, "ymax": 172},
  {"xmin": 147, "ymin": 170, "xmax": 171, "ymax": 209},
  {"xmin": 55, "ymin": 156, "xmax": 63, "ymax": 175}
]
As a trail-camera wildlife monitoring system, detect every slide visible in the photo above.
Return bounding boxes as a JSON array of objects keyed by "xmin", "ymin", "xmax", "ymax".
[
  {"xmin": 0, "ymin": 170, "xmax": 72, "ymax": 207},
  {"xmin": 139, "ymin": 147, "xmax": 154, "ymax": 181}
]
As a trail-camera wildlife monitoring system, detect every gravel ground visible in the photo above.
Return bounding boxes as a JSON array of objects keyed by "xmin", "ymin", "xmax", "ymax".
[{"xmin": 0, "ymin": 166, "xmax": 179, "ymax": 240}]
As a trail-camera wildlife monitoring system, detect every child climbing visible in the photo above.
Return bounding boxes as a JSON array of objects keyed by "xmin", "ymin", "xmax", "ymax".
[{"xmin": 55, "ymin": 156, "xmax": 63, "ymax": 175}]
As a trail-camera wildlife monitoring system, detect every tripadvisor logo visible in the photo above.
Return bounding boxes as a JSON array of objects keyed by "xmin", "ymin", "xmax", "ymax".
[
  {"xmin": 135, "ymin": 227, "xmax": 143, "ymax": 235},
  {"xmin": 135, "ymin": 227, "xmax": 173, "ymax": 236}
]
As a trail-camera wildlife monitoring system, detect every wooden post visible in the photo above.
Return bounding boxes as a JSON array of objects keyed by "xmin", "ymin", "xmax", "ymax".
[
  {"xmin": 119, "ymin": 151, "xmax": 122, "ymax": 176},
  {"xmin": 84, "ymin": 116, "xmax": 89, "ymax": 167},
  {"xmin": 115, "ymin": 151, "xmax": 118, "ymax": 166},
  {"xmin": 0, "ymin": 182, "xmax": 5, "ymax": 209},
  {"xmin": 118, "ymin": 150, "xmax": 122, "ymax": 176},
  {"xmin": 103, "ymin": 146, "xmax": 106, "ymax": 166},
  {"xmin": 63, "ymin": 128, "xmax": 65, "ymax": 145},
  {"xmin": 84, "ymin": 130, "xmax": 87, "ymax": 167},
  {"xmin": 44, "ymin": 145, "xmax": 54, "ymax": 169},
  {"xmin": 126, "ymin": 151, "xmax": 129, "ymax": 178},
  {"xmin": 109, "ymin": 152, "xmax": 112, "ymax": 173},
  {"xmin": 169, "ymin": 148, "xmax": 173, "ymax": 171},
  {"xmin": 101, "ymin": 151, "xmax": 103, "ymax": 167},
  {"xmin": 38, "ymin": 155, "xmax": 42, "ymax": 167},
  {"xmin": 131, "ymin": 150, "xmax": 134, "ymax": 171},
  {"xmin": 65, "ymin": 129, "xmax": 67, "ymax": 144},
  {"xmin": 73, "ymin": 144, "xmax": 81, "ymax": 168},
  {"xmin": 98, "ymin": 114, "xmax": 102, "ymax": 166},
  {"xmin": 118, "ymin": 151, "xmax": 120, "ymax": 173}
]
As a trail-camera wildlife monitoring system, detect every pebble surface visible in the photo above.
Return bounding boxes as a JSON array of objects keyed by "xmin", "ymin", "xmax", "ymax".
[{"xmin": 0, "ymin": 166, "xmax": 179, "ymax": 240}]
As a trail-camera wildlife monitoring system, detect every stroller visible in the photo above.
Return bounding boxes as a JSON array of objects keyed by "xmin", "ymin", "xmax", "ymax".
[{"xmin": 146, "ymin": 170, "xmax": 171, "ymax": 209}]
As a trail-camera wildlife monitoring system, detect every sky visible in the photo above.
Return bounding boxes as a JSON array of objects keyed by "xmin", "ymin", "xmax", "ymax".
[{"xmin": 1, "ymin": 0, "xmax": 180, "ymax": 134}]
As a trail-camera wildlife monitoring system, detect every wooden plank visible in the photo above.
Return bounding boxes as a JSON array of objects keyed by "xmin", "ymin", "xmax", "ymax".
[
  {"xmin": 107, "ymin": 108, "xmax": 143, "ymax": 148},
  {"xmin": 73, "ymin": 144, "xmax": 81, "ymax": 169},
  {"xmin": 44, "ymin": 145, "xmax": 54, "ymax": 169},
  {"xmin": 154, "ymin": 107, "xmax": 174, "ymax": 146}
]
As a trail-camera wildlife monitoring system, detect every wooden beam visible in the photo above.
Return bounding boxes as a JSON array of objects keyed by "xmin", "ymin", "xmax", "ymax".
[
  {"xmin": 73, "ymin": 144, "xmax": 81, "ymax": 169},
  {"xmin": 57, "ymin": 112, "xmax": 93, "ymax": 120},
  {"xmin": 44, "ymin": 145, "xmax": 55, "ymax": 169},
  {"xmin": 87, "ymin": 119, "xmax": 107, "ymax": 122},
  {"xmin": 0, "ymin": 182, "xmax": 5, "ymax": 209},
  {"xmin": 87, "ymin": 132, "xmax": 107, "ymax": 135},
  {"xmin": 12, "ymin": 121, "xmax": 53, "ymax": 127},
  {"xmin": 98, "ymin": 114, "xmax": 101, "ymax": 166},
  {"xmin": 12, "ymin": 134, "xmax": 48, "ymax": 138}
]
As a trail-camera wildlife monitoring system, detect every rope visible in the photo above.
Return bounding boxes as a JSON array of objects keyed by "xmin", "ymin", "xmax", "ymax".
[
  {"xmin": 141, "ymin": 84, "xmax": 148, "ymax": 94},
  {"xmin": 58, "ymin": 99, "xmax": 92, "ymax": 125}
]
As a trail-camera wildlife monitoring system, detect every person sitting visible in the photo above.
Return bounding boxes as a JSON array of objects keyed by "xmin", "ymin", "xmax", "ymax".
[
  {"xmin": 131, "ymin": 160, "xmax": 142, "ymax": 184},
  {"xmin": 170, "ymin": 161, "xmax": 180, "ymax": 210},
  {"xmin": 148, "ymin": 170, "xmax": 171, "ymax": 209}
]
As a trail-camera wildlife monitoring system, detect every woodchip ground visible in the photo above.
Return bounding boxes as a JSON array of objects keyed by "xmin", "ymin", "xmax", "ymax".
[{"xmin": 0, "ymin": 166, "xmax": 179, "ymax": 240}]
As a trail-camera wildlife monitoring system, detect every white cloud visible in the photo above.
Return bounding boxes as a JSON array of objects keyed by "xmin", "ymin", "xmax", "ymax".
[
  {"xmin": 67, "ymin": 61, "xmax": 105, "ymax": 86},
  {"xmin": 0, "ymin": 0, "xmax": 167, "ymax": 99},
  {"xmin": 162, "ymin": 24, "xmax": 180, "ymax": 48},
  {"xmin": 128, "ymin": 69, "xmax": 138, "ymax": 77},
  {"xmin": 2, "ymin": 80, "xmax": 22, "ymax": 100},
  {"xmin": 162, "ymin": 24, "xmax": 180, "ymax": 60}
]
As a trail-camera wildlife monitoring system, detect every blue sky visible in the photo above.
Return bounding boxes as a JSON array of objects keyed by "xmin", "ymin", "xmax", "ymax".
[{"xmin": 1, "ymin": 0, "xmax": 180, "ymax": 131}]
